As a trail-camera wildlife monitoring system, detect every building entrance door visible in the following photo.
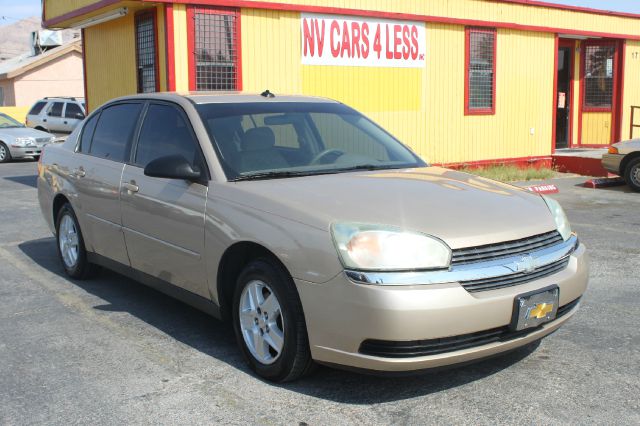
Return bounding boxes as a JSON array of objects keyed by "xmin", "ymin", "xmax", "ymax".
[{"xmin": 555, "ymin": 41, "xmax": 574, "ymax": 149}]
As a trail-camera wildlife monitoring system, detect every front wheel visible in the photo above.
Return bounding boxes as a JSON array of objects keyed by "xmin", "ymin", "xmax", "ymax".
[
  {"xmin": 624, "ymin": 157, "xmax": 640, "ymax": 192},
  {"xmin": 56, "ymin": 203, "xmax": 96, "ymax": 279},
  {"xmin": 232, "ymin": 258, "xmax": 314, "ymax": 382},
  {"xmin": 0, "ymin": 142, "xmax": 11, "ymax": 163}
]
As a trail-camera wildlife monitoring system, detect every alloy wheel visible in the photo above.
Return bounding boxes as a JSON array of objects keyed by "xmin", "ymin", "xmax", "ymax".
[
  {"xmin": 58, "ymin": 214, "xmax": 80, "ymax": 268},
  {"xmin": 0, "ymin": 145, "xmax": 6, "ymax": 161},
  {"xmin": 238, "ymin": 280, "xmax": 285, "ymax": 365},
  {"xmin": 631, "ymin": 164, "xmax": 640, "ymax": 187}
]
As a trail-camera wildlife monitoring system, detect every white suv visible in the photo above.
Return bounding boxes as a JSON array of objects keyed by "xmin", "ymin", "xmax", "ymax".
[{"xmin": 26, "ymin": 97, "xmax": 86, "ymax": 133}]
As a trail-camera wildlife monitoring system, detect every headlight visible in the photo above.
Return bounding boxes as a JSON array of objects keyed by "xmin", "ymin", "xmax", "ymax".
[
  {"xmin": 331, "ymin": 223, "xmax": 451, "ymax": 271},
  {"xmin": 14, "ymin": 137, "xmax": 35, "ymax": 147},
  {"xmin": 49, "ymin": 136, "xmax": 56, "ymax": 143},
  {"xmin": 542, "ymin": 196, "xmax": 572, "ymax": 241}
]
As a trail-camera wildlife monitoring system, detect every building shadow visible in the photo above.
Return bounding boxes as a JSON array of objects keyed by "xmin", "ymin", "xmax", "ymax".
[
  {"xmin": 18, "ymin": 237, "xmax": 540, "ymax": 404},
  {"xmin": 4, "ymin": 174, "xmax": 38, "ymax": 188}
]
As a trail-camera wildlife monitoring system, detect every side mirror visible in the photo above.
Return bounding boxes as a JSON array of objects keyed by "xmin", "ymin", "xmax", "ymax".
[
  {"xmin": 144, "ymin": 154, "xmax": 202, "ymax": 182},
  {"xmin": 75, "ymin": 113, "xmax": 85, "ymax": 119}
]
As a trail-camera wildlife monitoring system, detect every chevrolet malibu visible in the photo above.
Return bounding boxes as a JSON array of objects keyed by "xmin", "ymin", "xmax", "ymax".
[{"xmin": 38, "ymin": 93, "xmax": 588, "ymax": 382}]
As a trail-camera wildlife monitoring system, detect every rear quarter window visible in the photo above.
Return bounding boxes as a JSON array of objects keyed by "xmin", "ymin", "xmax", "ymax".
[{"xmin": 29, "ymin": 102, "xmax": 47, "ymax": 115}]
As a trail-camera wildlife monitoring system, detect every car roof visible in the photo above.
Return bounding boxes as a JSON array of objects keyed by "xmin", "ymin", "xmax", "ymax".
[{"xmin": 105, "ymin": 92, "xmax": 339, "ymax": 105}]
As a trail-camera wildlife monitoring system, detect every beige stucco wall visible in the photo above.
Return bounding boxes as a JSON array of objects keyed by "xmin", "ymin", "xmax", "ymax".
[
  {"xmin": 11, "ymin": 51, "xmax": 84, "ymax": 107},
  {"xmin": 0, "ymin": 80, "xmax": 16, "ymax": 106}
]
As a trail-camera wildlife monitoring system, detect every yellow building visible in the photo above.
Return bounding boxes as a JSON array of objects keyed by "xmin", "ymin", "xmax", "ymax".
[{"xmin": 43, "ymin": 0, "xmax": 640, "ymax": 167}]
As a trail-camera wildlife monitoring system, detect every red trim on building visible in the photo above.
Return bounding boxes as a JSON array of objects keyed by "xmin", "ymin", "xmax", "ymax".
[
  {"xmin": 164, "ymin": 3, "xmax": 176, "ymax": 91},
  {"xmin": 492, "ymin": 0, "xmax": 640, "ymax": 20},
  {"xmin": 44, "ymin": 0, "xmax": 121, "ymax": 27},
  {"xmin": 551, "ymin": 35, "xmax": 559, "ymax": 153},
  {"xmin": 464, "ymin": 27, "xmax": 497, "ymax": 116},
  {"xmin": 614, "ymin": 39, "xmax": 626, "ymax": 142},
  {"xmin": 186, "ymin": 6, "xmax": 196, "ymax": 91},
  {"xmin": 236, "ymin": 9, "xmax": 243, "ymax": 91},
  {"xmin": 81, "ymin": 28, "xmax": 89, "ymax": 113},
  {"xmin": 134, "ymin": 9, "xmax": 161, "ymax": 93},
  {"xmin": 141, "ymin": 0, "xmax": 640, "ymax": 41}
]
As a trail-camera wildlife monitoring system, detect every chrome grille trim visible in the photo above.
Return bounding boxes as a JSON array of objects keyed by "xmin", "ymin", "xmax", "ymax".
[
  {"xmin": 451, "ymin": 231, "xmax": 563, "ymax": 265},
  {"xmin": 345, "ymin": 234, "xmax": 579, "ymax": 287},
  {"xmin": 460, "ymin": 257, "xmax": 570, "ymax": 292}
]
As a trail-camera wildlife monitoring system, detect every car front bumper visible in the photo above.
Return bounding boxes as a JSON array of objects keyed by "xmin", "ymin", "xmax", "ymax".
[
  {"xmin": 602, "ymin": 153, "xmax": 624, "ymax": 175},
  {"xmin": 9, "ymin": 145, "xmax": 44, "ymax": 158},
  {"xmin": 295, "ymin": 241, "xmax": 588, "ymax": 372}
]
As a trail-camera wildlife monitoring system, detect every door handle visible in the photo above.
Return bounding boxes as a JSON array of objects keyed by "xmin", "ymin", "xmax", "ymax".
[
  {"xmin": 64, "ymin": 121, "xmax": 68, "ymax": 124},
  {"xmin": 123, "ymin": 182, "xmax": 139, "ymax": 193},
  {"xmin": 43, "ymin": 119, "xmax": 47, "ymax": 122}
]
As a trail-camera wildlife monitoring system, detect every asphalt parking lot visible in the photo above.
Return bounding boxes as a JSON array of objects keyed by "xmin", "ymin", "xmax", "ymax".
[{"xmin": 1, "ymin": 160, "xmax": 639, "ymax": 425}]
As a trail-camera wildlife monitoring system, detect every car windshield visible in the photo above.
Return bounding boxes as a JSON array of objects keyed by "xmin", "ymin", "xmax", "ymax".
[
  {"xmin": 0, "ymin": 113, "xmax": 24, "ymax": 128},
  {"xmin": 196, "ymin": 102, "xmax": 425, "ymax": 180}
]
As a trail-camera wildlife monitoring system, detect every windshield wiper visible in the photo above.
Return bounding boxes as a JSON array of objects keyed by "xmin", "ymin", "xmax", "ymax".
[
  {"xmin": 336, "ymin": 164, "xmax": 404, "ymax": 172},
  {"xmin": 231, "ymin": 170, "xmax": 320, "ymax": 181}
]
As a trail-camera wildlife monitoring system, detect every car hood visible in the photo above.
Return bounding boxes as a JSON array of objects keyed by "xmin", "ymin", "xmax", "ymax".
[
  {"xmin": 216, "ymin": 167, "xmax": 558, "ymax": 249},
  {"xmin": 0, "ymin": 127, "xmax": 53, "ymax": 140}
]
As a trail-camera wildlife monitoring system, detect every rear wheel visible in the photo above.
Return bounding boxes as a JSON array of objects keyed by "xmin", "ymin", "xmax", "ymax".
[
  {"xmin": 232, "ymin": 258, "xmax": 314, "ymax": 382},
  {"xmin": 55, "ymin": 203, "xmax": 96, "ymax": 279},
  {"xmin": 624, "ymin": 157, "xmax": 640, "ymax": 192},
  {"xmin": 0, "ymin": 142, "xmax": 11, "ymax": 163}
]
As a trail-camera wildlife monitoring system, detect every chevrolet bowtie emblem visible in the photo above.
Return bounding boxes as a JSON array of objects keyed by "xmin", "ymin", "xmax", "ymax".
[{"xmin": 529, "ymin": 303, "xmax": 554, "ymax": 319}]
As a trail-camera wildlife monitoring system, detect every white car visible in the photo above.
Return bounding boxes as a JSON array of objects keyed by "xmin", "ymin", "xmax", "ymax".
[
  {"xmin": 602, "ymin": 139, "xmax": 640, "ymax": 191},
  {"xmin": 0, "ymin": 113, "xmax": 56, "ymax": 163},
  {"xmin": 26, "ymin": 97, "xmax": 86, "ymax": 133}
]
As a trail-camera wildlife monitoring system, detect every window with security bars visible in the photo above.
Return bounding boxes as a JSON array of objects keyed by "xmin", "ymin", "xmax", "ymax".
[
  {"xmin": 466, "ymin": 27, "xmax": 496, "ymax": 115},
  {"xmin": 135, "ymin": 12, "xmax": 158, "ymax": 93},
  {"xmin": 583, "ymin": 44, "xmax": 615, "ymax": 110},
  {"xmin": 192, "ymin": 8, "xmax": 239, "ymax": 91}
]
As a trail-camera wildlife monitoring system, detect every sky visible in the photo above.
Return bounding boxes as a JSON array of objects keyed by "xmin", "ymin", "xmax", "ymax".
[{"xmin": 0, "ymin": 0, "xmax": 639, "ymax": 25}]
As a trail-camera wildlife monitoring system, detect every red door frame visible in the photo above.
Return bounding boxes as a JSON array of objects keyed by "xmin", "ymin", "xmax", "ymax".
[
  {"xmin": 577, "ymin": 39, "xmax": 624, "ymax": 147},
  {"xmin": 553, "ymin": 38, "xmax": 575, "ymax": 150}
]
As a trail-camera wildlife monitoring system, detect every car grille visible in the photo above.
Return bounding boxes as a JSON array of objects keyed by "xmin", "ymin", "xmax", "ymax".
[
  {"xmin": 358, "ymin": 297, "xmax": 581, "ymax": 358},
  {"xmin": 451, "ymin": 231, "xmax": 564, "ymax": 265},
  {"xmin": 35, "ymin": 137, "xmax": 51, "ymax": 144},
  {"xmin": 460, "ymin": 257, "xmax": 570, "ymax": 293}
]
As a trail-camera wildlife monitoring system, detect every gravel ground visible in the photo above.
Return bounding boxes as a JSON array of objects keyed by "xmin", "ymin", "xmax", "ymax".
[{"xmin": 0, "ymin": 160, "xmax": 638, "ymax": 425}]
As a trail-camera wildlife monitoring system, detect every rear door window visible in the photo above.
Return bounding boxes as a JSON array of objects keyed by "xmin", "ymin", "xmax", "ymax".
[
  {"xmin": 49, "ymin": 102, "xmax": 64, "ymax": 117},
  {"xmin": 65, "ymin": 103, "xmax": 85, "ymax": 119},
  {"xmin": 134, "ymin": 103, "xmax": 201, "ymax": 168},
  {"xmin": 29, "ymin": 102, "xmax": 47, "ymax": 115},
  {"xmin": 89, "ymin": 103, "xmax": 142, "ymax": 162}
]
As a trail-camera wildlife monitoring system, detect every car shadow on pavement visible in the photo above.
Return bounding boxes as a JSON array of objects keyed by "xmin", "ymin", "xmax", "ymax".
[
  {"xmin": 4, "ymin": 174, "xmax": 38, "ymax": 188},
  {"xmin": 18, "ymin": 237, "xmax": 540, "ymax": 404}
]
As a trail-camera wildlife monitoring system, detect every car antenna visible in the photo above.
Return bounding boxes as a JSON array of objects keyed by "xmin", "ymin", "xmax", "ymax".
[{"xmin": 261, "ymin": 89, "xmax": 275, "ymax": 98}]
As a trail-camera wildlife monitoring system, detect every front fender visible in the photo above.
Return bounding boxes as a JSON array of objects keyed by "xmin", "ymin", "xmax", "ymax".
[{"xmin": 204, "ymin": 195, "xmax": 343, "ymax": 304}]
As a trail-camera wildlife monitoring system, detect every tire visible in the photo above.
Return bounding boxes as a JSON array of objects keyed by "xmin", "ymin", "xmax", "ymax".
[
  {"xmin": 232, "ymin": 258, "xmax": 315, "ymax": 382},
  {"xmin": 55, "ymin": 203, "xmax": 97, "ymax": 279},
  {"xmin": 624, "ymin": 157, "xmax": 640, "ymax": 192},
  {"xmin": 0, "ymin": 142, "xmax": 11, "ymax": 163}
]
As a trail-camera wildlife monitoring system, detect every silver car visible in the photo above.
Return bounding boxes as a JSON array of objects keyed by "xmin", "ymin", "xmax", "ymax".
[
  {"xmin": 0, "ymin": 113, "xmax": 56, "ymax": 163},
  {"xmin": 602, "ymin": 139, "xmax": 640, "ymax": 191},
  {"xmin": 26, "ymin": 97, "xmax": 86, "ymax": 133}
]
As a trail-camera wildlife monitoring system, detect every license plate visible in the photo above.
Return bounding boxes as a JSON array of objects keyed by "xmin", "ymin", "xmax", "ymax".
[{"xmin": 511, "ymin": 285, "xmax": 559, "ymax": 331}]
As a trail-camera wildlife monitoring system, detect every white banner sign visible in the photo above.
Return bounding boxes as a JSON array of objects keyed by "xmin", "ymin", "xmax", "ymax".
[{"xmin": 301, "ymin": 13, "xmax": 426, "ymax": 68}]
